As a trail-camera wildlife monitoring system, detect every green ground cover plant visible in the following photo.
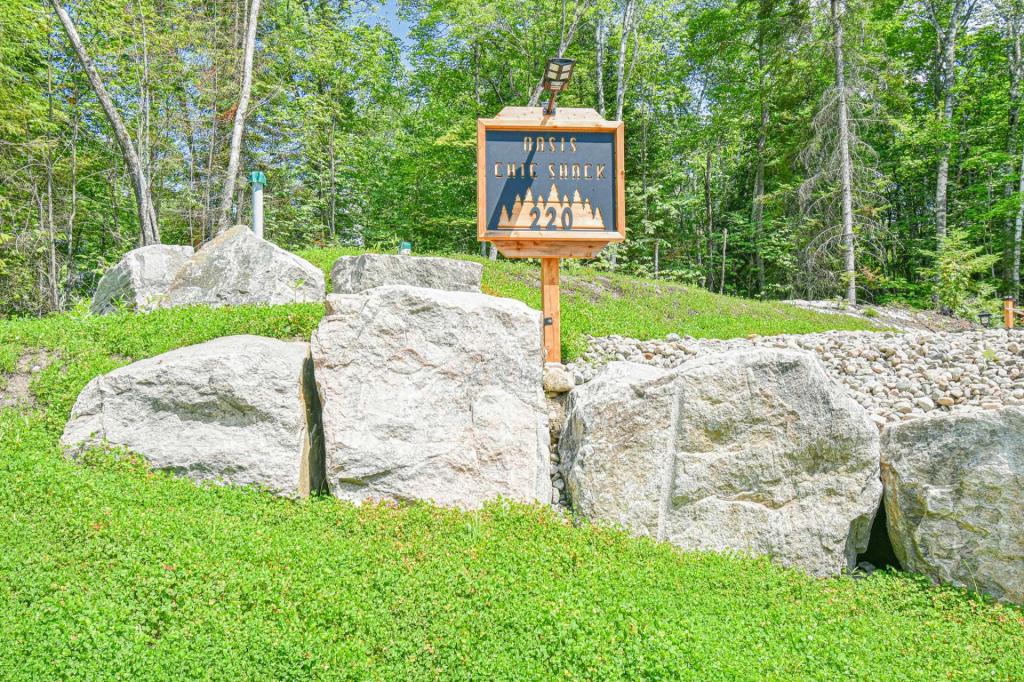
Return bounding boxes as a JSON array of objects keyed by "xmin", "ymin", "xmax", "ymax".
[
  {"xmin": 0, "ymin": 255, "xmax": 1019, "ymax": 680},
  {"xmin": 298, "ymin": 248, "xmax": 877, "ymax": 358}
]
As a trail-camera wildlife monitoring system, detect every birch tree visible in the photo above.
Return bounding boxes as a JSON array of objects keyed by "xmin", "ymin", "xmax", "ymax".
[
  {"xmin": 217, "ymin": 0, "xmax": 262, "ymax": 230},
  {"xmin": 526, "ymin": 0, "xmax": 595, "ymax": 107},
  {"xmin": 997, "ymin": 0, "xmax": 1024, "ymax": 295},
  {"xmin": 49, "ymin": 0, "xmax": 160, "ymax": 245},
  {"xmin": 613, "ymin": 0, "xmax": 643, "ymax": 121},
  {"xmin": 596, "ymin": 11, "xmax": 607, "ymax": 115},
  {"xmin": 751, "ymin": 0, "xmax": 771, "ymax": 295},
  {"xmin": 923, "ymin": 0, "xmax": 980, "ymax": 245}
]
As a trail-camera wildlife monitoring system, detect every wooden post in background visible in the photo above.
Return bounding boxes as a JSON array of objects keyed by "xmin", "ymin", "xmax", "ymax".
[
  {"xmin": 1006, "ymin": 297, "xmax": 1016, "ymax": 330},
  {"xmin": 541, "ymin": 258, "xmax": 561, "ymax": 363}
]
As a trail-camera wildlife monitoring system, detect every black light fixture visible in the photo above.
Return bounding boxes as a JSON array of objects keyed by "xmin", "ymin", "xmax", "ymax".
[
  {"xmin": 978, "ymin": 311, "xmax": 993, "ymax": 327},
  {"xmin": 541, "ymin": 57, "xmax": 575, "ymax": 116}
]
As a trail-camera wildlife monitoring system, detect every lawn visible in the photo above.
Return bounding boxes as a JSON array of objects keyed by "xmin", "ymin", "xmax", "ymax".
[{"xmin": 0, "ymin": 257, "xmax": 1019, "ymax": 680}]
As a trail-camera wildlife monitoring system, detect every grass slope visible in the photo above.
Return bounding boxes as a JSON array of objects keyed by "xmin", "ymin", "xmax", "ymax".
[
  {"xmin": 297, "ymin": 248, "xmax": 877, "ymax": 359},
  {"xmin": 0, "ymin": 256, "xmax": 1020, "ymax": 679}
]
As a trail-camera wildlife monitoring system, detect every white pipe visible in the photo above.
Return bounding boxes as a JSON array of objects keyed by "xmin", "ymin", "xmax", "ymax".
[{"xmin": 252, "ymin": 182, "xmax": 264, "ymax": 239}]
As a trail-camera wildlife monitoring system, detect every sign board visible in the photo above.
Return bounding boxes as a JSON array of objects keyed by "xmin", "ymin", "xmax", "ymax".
[{"xmin": 477, "ymin": 107, "xmax": 625, "ymax": 258}]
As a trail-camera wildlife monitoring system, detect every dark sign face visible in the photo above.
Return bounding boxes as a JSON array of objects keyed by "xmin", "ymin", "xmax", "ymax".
[{"xmin": 483, "ymin": 130, "xmax": 618, "ymax": 233}]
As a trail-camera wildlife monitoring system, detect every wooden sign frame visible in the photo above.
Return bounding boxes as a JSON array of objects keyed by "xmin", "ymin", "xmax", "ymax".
[{"xmin": 477, "ymin": 107, "xmax": 625, "ymax": 259}]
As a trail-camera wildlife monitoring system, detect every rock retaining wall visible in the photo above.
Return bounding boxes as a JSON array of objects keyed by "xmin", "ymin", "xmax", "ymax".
[
  {"xmin": 882, "ymin": 408, "xmax": 1023, "ymax": 603},
  {"xmin": 62, "ymin": 335, "xmax": 323, "ymax": 497},
  {"xmin": 570, "ymin": 330, "xmax": 1024, "ymax": 427},
  {"xmin": 312, "ymin": 286, "xmax": 550, "ymax": 509},
  {"xmin": 559, "ymin": 349, "xmax": 882, "ymax": 577},
  {"xmin": 90, "ymin": 244, "xmax": 194, "ymax": 314},
  {"xmin": 72, "ymin": 255, "xmax": 1023, "ymax": 602}
]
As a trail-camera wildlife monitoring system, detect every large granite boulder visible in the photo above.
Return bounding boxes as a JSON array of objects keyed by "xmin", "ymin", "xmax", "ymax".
[
  {"xmin": 330, "ymin": 254, "xmax": 482, "ymax": 294},
  {"xmin": 161, "ymin": 226, "xmax": 324, "ymax": 308},
  {"xmin": 560, "ymin": 349, "xmax": 882, "ymax": 577},
  {"xmin": 312, "ymin": 285, "xmax": 550, "ymax": 509},
  {"xmin": 881, "ymin": 408, "xmax": 1024, "ymax": 603},
  {"xmin": 61, "ymin": 335, "xmax": 324, "ymax": 498},
  {"xmin": 90, "ymin": 244, "xmax": 194, "ymax": 314}
]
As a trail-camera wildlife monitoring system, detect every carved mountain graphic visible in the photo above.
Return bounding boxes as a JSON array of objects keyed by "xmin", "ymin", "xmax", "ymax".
[{"xmin": 498, "ymin": 184, "xmax": 605, "ymax": 230}]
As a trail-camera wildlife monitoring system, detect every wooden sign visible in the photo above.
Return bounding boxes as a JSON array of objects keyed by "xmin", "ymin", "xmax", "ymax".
[
  {"xmin": 477, "ymin": 107, "xmax": 625, "ymax": 363},
  {"xmin": 477, "ymin": 107, "xmax": 625, "ymax": 259}
]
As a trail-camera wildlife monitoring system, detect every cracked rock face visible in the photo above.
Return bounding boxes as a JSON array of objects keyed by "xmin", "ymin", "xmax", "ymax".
[
  {"xmin": 312, "ymin": 285, "xmax": 550, "ymax": 509},
  {"xmin": 61, "ymin": 335, "xmax": 324, "ymax": 498},
  {"xmin": 560, "ymin": 348, "xmax": 882, "ymax": 577},
  {"xmin": 329, "ymin": 254, "xmax": 482, "ymax": 295},
  {"xmin": 882, "ymin": 408, "xmax": 1024, "ymax": 604},
  {"xmin": 90, "ymin": 244, "xmax": 194, "ymax": 314},
  {"xmin": 161, "ymin": 226, "xmax": 325, "ymax": 308}
]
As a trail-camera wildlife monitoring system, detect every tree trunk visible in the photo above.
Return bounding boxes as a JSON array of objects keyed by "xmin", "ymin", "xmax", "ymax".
[
  {"xmin": 614, "ymin": 0, "xmax": 638, "ymax": 121},
  {"xmin": 935, "ymin": 135, "xmax": 951, "ymax": 243},
  {"xmin": 752, "ymin": 115, "xmax": 766, "ymax": 294},
  {"xmin": 1014, "ymin": 139, "xmax": 1024, "ymax": 296},
  {"xmin": 596, "ymin": 12, "xmax": 606, "ymax": 116},
  {"xmin": 49, "ymin": 0, "xmax": 160, "ymax": 245},
  {"xmin": 720, "ymin": 226, "xmax": 728, "ymax": 295},
  {"xmin": 526, "ymin": 0, "xmax": 590, "ymax": 107},
  {"xmin": 833, "ymin": 0, "xmax": 856, "ymax": 304},
  {"xmin": 182, "ymin": 92, "xmax": 197, "ymax": 245},
  {"xmin": 1003, "ymin": 2, "xmax": 1024, "ymax": 289},
  {"xmin": 202, "ymin": 3, "xmax": 220, "ymax": 239},
  {"xmin": 641, "ymin": 97, "xmax": 656, "ymax": 276},
  {"xmin": 751, "ymin": 0, "xmax": 770, "ymax": 295},
  {"xmin": 473, "ymin": 42, "xmax": 481, "ymax": 106},
  {"xmin": 134, "ymin": 0, "xmax": 152, "ymax": 226},
  {"xmin": 688, "ymin": 185, "xmax": 701, "ymax": 272},
  {"xmin": 928, "ymin": 0, "xmax": 975, "ymax": 246},
  {"xmin": 328, "ymin": 117, "xmax": 337, "ymax": 239},
  {"xmin": 67, "ymin": 86, "xmax": 79, "ymax": 291},
  {"xmin": 217, "ymin": 0, "xmax": 262, "ymax": 230},
  {"xmin": 705, "ymin": 149, "xmax": 714, "ymax": 290},
  {"xmin": 45, "ymin": 50, "xmax": 59, "ymax": 310},
  {"xmin": 605, "ymin": 0, "xmax": 638, "ymax": 273}
]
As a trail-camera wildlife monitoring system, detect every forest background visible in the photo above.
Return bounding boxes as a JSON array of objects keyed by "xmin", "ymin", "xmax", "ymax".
[{"xmin": 2, "ymin": 0, "xmax": 1021, "ymax": 317}]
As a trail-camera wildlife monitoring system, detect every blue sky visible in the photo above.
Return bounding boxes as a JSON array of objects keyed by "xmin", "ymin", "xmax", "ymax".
[
  {"xmin": 363, "ymin": 0, "xmax": 411, "ymax": 40},
  {"xmin": 359, "ymin": 0, "xmax": 412, "ymax": 67}
]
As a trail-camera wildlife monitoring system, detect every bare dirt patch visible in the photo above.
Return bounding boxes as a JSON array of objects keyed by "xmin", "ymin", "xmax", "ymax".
[{"xmin": 1, "ymin": 349, "xmax": 57, "ymax": 409}]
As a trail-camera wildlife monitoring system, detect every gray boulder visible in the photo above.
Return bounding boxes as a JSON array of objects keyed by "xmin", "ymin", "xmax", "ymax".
[
  {"xmin": 312, "ymin": 285, "xmax": 550, "ymax": 509},
  {"xmin": 61, "ymin": 335, "xmax": 324, "ymax": 498},
  {"xmin": 330, "ymin": 254, "xmax": 482, "ymax": 294},
  {"xmin": 543, "ymin": 362, "xmax": 574, "ymax": 394},
  {"xmin": 90, "ymin": 244, "xmax": 194, "ymax": 314},
  {"xmin": 162, "ymin": 226, "xmax": 324, "ymax": 308},
  {"xmin": 882, "ymin": 408, "xmax": 1024, "ymax": 603},
  {"xmin": 560, "ymin": 349, "xmax": 882, "ymax": 577}
]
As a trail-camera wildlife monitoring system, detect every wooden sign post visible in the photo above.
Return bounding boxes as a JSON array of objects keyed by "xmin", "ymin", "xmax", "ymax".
[
  {"xmin": 541, "ymin": 258, "xmax": 561, "ymax": 361},
  {"xmin": 477, "ymin": 107, "xmax": 625, "ymax": 362}
]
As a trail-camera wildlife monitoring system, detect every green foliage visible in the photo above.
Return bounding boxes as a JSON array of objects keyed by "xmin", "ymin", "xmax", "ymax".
[
  {"xmin": 3, "ymin": 0, "xmax": 1024, "ymax": 317},
  {"xmin": 0, "ymin": 295, "xmax": 1022, "ymax": 679},
  {"xmin": 923, "ymin": 230, "xmax": 1001, "ymax": 317},
  {"xmin": 0, "ymin": 342, "xmax": 20, "ymax": 374}
]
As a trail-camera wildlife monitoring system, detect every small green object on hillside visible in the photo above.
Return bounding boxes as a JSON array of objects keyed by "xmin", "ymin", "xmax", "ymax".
[{"xmin": 398, "ymin": 241, "xmax": 412, "ymax": 255}]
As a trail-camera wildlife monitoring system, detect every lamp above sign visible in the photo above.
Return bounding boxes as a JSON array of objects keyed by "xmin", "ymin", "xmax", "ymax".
[{"xmin": 477, "ymin": 107, "xmax": 625, "ymax": 258}]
